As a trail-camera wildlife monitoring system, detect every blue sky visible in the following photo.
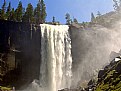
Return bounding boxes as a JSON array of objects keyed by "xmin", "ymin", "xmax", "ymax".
[{"xmin": 0, "ymin": 0, "xmax": 114, "ymax": 24}]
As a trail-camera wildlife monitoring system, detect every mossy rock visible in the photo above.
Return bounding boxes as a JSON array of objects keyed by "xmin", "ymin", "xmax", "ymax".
[
  {"xmin": 0, "ymin": 86, "xmax": 12, "ymax": 90},
  {"xmin": 95, "ymin": 61, "xmax": 121, "ymax": 91}
]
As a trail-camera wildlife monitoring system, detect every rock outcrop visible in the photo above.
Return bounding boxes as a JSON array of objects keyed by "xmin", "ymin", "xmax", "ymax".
[
  {"xmin": 95, "ymin": 55, "xmax": 121, "ymax": 91},
  {"xmin": 70, "ymin": 10, "xmax": 121, "ymax": 87},
  {"xmin": 0, "ymin": 20, "xmax": 41, "ymax": 88}
]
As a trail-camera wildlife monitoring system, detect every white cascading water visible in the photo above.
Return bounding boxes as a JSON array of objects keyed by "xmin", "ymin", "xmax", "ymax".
[{"xmin": 39, "ymin": 24, "xmax": 72, "ymax": 91}]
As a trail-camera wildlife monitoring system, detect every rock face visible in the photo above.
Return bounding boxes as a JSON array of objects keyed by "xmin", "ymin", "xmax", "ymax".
[
  {"xmin": 0, "ymin": 20, "xmax": 41, "ymax": 88},
  {"xmin": 95, "ymin": 55, "xmax": 121, "ymax": 91},
  {"xmin": 69, "ymin": 11, "xmax": 121, "ymax": 87}
]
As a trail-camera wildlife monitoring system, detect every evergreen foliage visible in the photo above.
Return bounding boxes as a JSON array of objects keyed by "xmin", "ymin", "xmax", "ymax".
[
  {"xmin": 97, "ymin": 11, "xmax": 101, "ymax": 17},
  {"xmin": 9, "ymin": 8, "xmax": 15, "ymax": 21},
  {"xmin": 15, "ymin": 1, "xmax": 23, "ymax": 22},
  {"xmin": 6, "ymin": 2, "xmax": 11, "ymax": 20},
  {"xmin": 34, "ymin": 0, "xmax": 47, "ymax": 24},
  {"xmin": 52, "ymin": 16, "xmax": 55, "ymax": 23},
  {"xmin": 1, "ymin": 1, "xmax": 6, "ymax": 20},
  {"xmin": 0, "ymin": 9, "xmax": 1, "ymax": 18},
  {"xmin": 73, "ymin": 18, "xmax": 78, "ymax": 23},
  {"xmin": 40, "ymin": 0, "xmax": 47, "ymax": 23},
  {"xmin": 0, "ymin": 0, "xmax": 47, "ymax": 24},
  {"xmin": 23, "ymin": 3, "xmax": 34, "ymax": 23},
  {"xmin": 34, "ymin": 2, "xmax": 41, "ymax": 24},
  {"xmin": 113, "ymin": 0, "xmax": 120, "ymax": 11},
  {"xmin": 91, "ymin": 12, "xmax": 95, "ymax": 22},
  {"xmin": 65, "ymin": 13, "xmax": 72, "ymax": 25}
]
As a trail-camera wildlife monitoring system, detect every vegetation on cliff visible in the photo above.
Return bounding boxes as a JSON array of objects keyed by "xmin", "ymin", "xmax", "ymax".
[
  {"xmin": 95, "ymin": 56, "xmax": 121, "ymax": 91},
  {"xmin": 0, "ymin": 0, "xmax": 46, "ymax": 24}
]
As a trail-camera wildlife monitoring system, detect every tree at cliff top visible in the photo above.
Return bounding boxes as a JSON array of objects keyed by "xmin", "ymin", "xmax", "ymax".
[
  {"xmin": 52, "ymin": 16, "xmax": 55, "ymax": 23},
  {"xmin": 113, "ymin": 0, "xmax": 121, "ymax": 11},
  {"xmin": 0, "ymin": 9, "xmax": 1, "ymax": 18},
  {"xmin": 0, "ymin": 1, "xmax": 47, "ymax": 23},
  {"xmin": 15, "ymin": 1, "xmax": 23, "ymax": 22},
  {"xmin": 40, "ymin": 0, "xmax": 46, "ymax": 23},
  {"xmin": 96, "ymin": 11, "xmax": 105, "ymax": 25},
  {"xmin": 113, "ymin": 0, "xmax": 120, "ymax": 11},
  {"xmin": 22, "ymin": 3, "xmax": 34, "ymax": 23},
  {"xmin": 73, "ymin": 18, "xmax": 78, "ymax": 24},
  {"xmin": 0, "ymin": 1, "xmax": 6, "ymax": 20},
  {"xmin": 9, "ymin": 8, "xmax": 15, "ymax": 21},
  {"xmin": 6, "ymin": 2, "xmax": 11, "ymax": 20},
  {"xmin": 65, "ymin": 13, "xmax": 72, "ymax": 25},
  {"xmin": 34, "ymin": 3, "xmax": 41, "ymax": 24},
  {"xmin": 34, "ymin": 0, "xmax": 47, "ymax": 24},
  {"xmin": 91, "ymin": 12, "xmax": 95, "ymax": 23}
]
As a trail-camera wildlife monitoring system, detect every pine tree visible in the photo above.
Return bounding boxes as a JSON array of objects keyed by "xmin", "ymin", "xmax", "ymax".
[
  {"xmin": 15, "ymin": 1, "xmax": 23, "ymax": 22},
  {"xmin": 73, "ymin": 18, "xmax": 78, "ymax": 23},
  {"xmin": 34, "ymin": 0, "xmax": 47, "ymax": 24},
  {"xmin": 6, "ymin": 2, "xmax": 11, "ymax": 20},
  {"xmin": 1, "ymin": 1, "xmax": 6, "ymax": 20},
  {"xmin": 91, "ymin": 12, "xmax": 95, "ymax": 22},
  {"xmin": 40, "ymin": 0, "xmax": 47, "ymax": 23},
  {"xmin": 9, "ymin": 8, "xmax": 15, "ymax": 21},
  {"xmin": 0, "ymin": 9, "xmax": 1, "ymax": 18},
  {"xmin": 52, "ymin": 16, "xmax": 55, "ymax": 23},
  {"xmin": 34, "ymin": 3, "xmax": 41, "ymax": 24},
  {"xmin": 96, "ymin": 11, "xmax": 105, "ymax": 24},
  {"xmin": 65, "ymin": 13, "xmax": 72, "ymax": 25},
  {"xmin": 113, "ymin": 0, "xmax": 119, "ymax": 11},
  {"xmin": 23, "ymin": 3, "xmax": 34, "ymax": 23}
]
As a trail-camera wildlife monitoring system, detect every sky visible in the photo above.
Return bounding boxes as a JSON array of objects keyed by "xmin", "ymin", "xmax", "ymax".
[{"xmin": 0, "ymin": 0, "xmax": 114, "ymax": 24}]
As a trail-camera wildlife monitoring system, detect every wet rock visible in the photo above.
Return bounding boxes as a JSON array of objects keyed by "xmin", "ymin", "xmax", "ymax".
[{"xmin": 95, "ymin": 55, "xmax": 121, "ymax": 91}]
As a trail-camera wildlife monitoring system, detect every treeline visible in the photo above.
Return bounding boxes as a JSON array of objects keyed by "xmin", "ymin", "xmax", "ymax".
[
  {"xmin": 0, "ymin": 0, "xmax": 120, "ymax": 25},
  {"xmin": 0, "ymin": 0, "xmax": 46, "ymax": 24}
]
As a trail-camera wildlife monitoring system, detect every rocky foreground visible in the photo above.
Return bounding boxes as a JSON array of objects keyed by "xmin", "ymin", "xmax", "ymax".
[
  {"xmin": 95, "ymin": 55, "xmax": 121, "ymax": 91},
  {"xmin": 59, "ymin": 55, "xmax": 121, "ymax": 91},
  {"xmin": 1, "ymin": 55, "xmax": 121, "ymax": 91}
]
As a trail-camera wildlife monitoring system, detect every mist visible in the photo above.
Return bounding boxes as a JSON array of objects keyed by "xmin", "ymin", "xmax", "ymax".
[{"xmin": 70, "ymin": 18, "xmax": 121, "ymax": 86}]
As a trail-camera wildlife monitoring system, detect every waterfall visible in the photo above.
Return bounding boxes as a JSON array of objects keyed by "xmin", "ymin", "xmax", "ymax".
[{"xmin": 40, "ymin": 24, "xmax": 72, "ymax": 91}]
